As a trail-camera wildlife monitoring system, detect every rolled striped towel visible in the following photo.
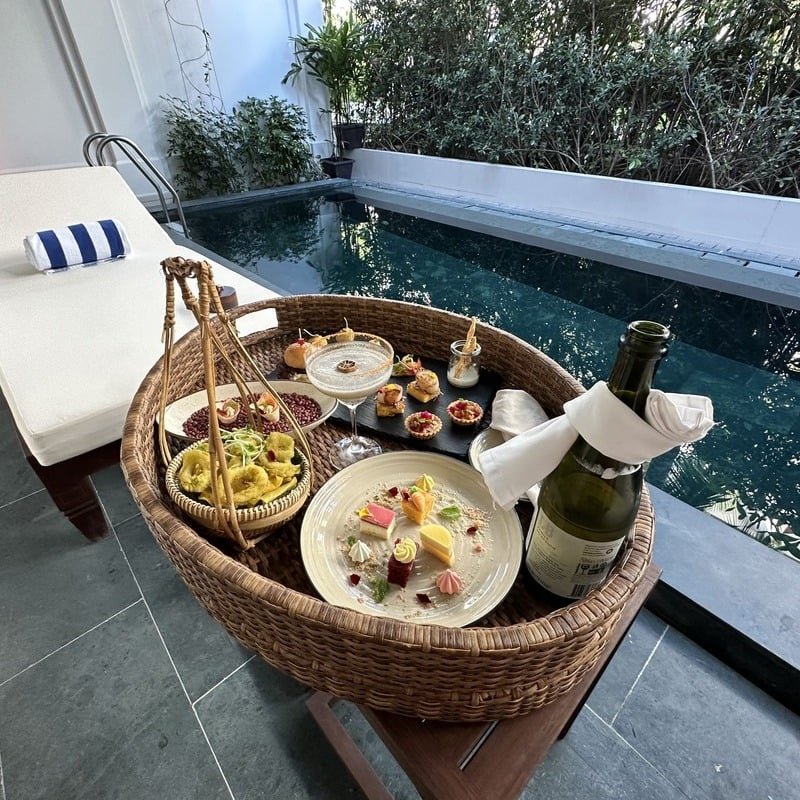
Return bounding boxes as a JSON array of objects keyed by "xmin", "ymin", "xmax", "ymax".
[{"xmin": 23, "ymin": 219, "xmax": 131, "ymax": 272}]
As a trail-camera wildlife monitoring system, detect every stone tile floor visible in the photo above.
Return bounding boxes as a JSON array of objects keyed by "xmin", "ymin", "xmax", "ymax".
[{"xmin": 0, "ymin": 424, "xmax": 798, "ymax": 798}]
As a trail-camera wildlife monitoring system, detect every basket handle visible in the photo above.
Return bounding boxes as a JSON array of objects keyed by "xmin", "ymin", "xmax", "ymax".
[{"xmin": 157, "ymin": 257, "xmax": 315, "ymax": 547}]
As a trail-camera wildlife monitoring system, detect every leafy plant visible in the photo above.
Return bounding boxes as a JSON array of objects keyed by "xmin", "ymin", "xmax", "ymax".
[
  {"xmin": 352, "ymin": 0, "xmax": 800, "ymax": 197},
  {"xmin": 233, "ymin": 97, "xmax": 320, "ymax": 188},
  {"xmin": 163, "ymin": 95, "xmax": 320, "ymax": 199},
  {"xmin": 283, "ymin": 13, "xmax": 372, "ymax": 152},
  {"xmin": 163, "ymin": 97, "xmax": 243, "ymax": 199}
]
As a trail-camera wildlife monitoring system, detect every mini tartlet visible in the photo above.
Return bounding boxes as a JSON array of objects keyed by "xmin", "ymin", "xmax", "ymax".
[
  {"xmin": 447, "ymin": 399, "xmax": 484, "ymax": 426},
  {"xmin": 404, "ymin": 411, "xmax": 442, "ymax": 440}
]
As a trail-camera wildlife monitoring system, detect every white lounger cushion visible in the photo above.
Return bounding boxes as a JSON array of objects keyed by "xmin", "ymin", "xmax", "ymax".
[{"xmin": 0, "ymin": 166, "xmax": 277, "ymax": 466}]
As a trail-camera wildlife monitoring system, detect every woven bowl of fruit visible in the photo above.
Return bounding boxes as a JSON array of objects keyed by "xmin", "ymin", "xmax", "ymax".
[{"xmin": 165, "ymin": 428, "xmax": 311, "ymax": 541}]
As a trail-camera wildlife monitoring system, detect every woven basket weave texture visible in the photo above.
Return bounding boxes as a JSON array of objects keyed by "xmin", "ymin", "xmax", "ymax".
[{"xmin": 121, "ymin": 294, "xmax": 654, "ymax": 722}]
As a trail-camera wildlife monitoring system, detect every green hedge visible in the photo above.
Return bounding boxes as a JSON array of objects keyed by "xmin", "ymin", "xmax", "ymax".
[
  {"xmin": 163, "ymin": 96, "xmax": 320, "ymax": 199},
  {"xmin": 354, "ymin": 0, "xmax": 800, "ymax": 196}
]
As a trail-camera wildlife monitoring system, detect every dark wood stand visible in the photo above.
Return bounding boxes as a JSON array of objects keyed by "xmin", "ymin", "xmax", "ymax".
[
  {"xmin": 308, "ymin": 565, "xmax": 661, "ymax": 800},
  {"xmin": 18, "ymin": 431, "xmax": 120, "ymax": 541}
]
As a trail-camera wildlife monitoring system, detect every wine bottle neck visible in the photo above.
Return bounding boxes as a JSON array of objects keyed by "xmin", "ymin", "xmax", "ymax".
[
  {"xmin": 606, "ymin": 353, "xmax": 661, "ymax": 417},
  {"xmin": 606, "ymin": 320, "xmax": 671, "ymax": 417},
  {"xmin": 570, "ymin": 321, "xmax": 670, "ymax": 469}
]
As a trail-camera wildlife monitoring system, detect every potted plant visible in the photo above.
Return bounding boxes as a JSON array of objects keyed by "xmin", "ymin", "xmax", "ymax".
[{"xmin": 283, "ymin": 12, "xmax": 370, "ymax": 178}]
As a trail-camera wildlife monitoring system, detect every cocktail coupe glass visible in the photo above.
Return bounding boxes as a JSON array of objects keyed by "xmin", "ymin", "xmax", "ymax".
[{"xmin": 304, "ymin": 332, "xmax": 394, "ymax": 469}]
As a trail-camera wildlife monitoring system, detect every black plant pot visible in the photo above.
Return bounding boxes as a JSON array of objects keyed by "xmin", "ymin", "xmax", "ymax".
[
  {"xmin": 321, "ymin": 157, "xmax": 355, "ymax": 179},
  {"xmin": 333, "ymin": 123, "xmax": 365, "ymax": 151}
]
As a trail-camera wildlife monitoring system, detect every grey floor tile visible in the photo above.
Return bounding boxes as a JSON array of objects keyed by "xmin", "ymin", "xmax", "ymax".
[
  {"xmin": 92, "ymin": 463, "xmax": 141, "ymax": 526},
  {"xmin": 611, "ymin": 627, "xmax": 800, "ymax": 800},
  {"xmin": 0, "ymin": 492, "xmax": 140, "ymax": 682},
  {"xmin": 0, "ymin": 603, "xmax": 230, "ymax": 800},
  {"xmin": 0, "ymin": 399, "xmax": 43, "ymax": 507},
  {"xmin": 526, "ymin": 709, "xmax": 685, "ymax": 799},
  {"xmin": 115, "ymin": 515, "xmax": 251, "ymax": 701},
  {"xmin": 333, "ymin": 701, "xmax": 421, "ymax": 800},
  {"xmin": 195, "ymin": 658, "xmax": 361, "ymax": 799},
  {"xmin": 587, "ymin": 609, "xmax": 668, "ymax": 722}
]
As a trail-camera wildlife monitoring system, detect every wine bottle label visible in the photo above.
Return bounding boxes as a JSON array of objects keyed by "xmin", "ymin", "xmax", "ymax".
[{"xmin": 525, "ymin": 509, "xmax": 628, "ymax": 599}]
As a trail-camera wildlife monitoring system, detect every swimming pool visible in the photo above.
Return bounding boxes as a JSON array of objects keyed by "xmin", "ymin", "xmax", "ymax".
[{"xmin": 184, "ymin": 189, "xmax": 800, "ymax": 561}]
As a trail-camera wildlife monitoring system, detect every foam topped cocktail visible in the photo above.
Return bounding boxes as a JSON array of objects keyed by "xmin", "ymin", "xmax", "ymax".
[{"xmin": 305, "ymin": 333, "xmax": 394, "ymax": 468}]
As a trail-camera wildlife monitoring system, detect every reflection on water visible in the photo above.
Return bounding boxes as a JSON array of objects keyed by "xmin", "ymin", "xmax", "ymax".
[{"xmin": 186, "ymin": 191, "xmax": 800, "ymax": 561}]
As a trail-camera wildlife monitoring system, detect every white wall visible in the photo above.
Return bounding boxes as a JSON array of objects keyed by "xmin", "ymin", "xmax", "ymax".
[
  {"xmin": 0, "ymin": 0, "xmax": 96, "ymax": 172},
  {"xmin": 350, "ymin": 149, "xmax": 800, "ymax": 265},
  {"xmin": 202, "ymin": 0, "xmax": 328, "ymax": 153},
  {"xmin": 0, "ymin": 0, "xmax": 327, "ymax": 198}
]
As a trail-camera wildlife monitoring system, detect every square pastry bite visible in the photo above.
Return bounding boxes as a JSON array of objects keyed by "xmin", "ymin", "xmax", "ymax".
[
  {"xmin": 358, "ymin": 502, "xmax": 397, "ymax": 540},
  {"xmin": 376, "ymin": 383, "xmax": 405, "ymax": 417},
  {"xmin": 406, "ymin": 369, "xmax": 441, "ymax": 403}
]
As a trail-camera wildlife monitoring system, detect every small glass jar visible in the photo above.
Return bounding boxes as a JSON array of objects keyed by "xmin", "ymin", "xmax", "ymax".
[{"xmin": 447, "ymin": 340, "xmax": 482, "ymax": 388}]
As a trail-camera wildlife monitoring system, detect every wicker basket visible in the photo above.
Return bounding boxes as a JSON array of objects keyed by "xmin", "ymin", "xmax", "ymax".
[
  {"xmin": 156, "ymin": 257, "xmax": 313, "ymax": 549},
  {"xmin": 121, "ymin": 294, "xmax": 655, "ymax": 722},
  {"xmin": 165, "ymin": 441, "xmax": 312, "ymax": 536}
]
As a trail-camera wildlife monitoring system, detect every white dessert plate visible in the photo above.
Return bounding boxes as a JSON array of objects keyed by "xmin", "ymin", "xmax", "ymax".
[
  {"xmin": 163, "ymin": 380, "xmax": 337, "ymax": 442},
  {"xmin": 300, "ymin": 451, "xmax": 523, "ymax": 627}
]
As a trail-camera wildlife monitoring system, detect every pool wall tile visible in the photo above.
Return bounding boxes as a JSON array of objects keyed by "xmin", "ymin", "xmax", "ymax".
[{"xmin": 352, "ymin": 182, "xmax": 800, "ymax": 309}]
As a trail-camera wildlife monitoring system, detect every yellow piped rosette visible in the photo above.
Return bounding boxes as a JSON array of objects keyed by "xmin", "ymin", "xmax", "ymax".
[
  {"xmin": 414, "ymin": 473, "xmax": 435, "ymax": 492},
  {"xmin": 393, "ymin": 537, "xmax": 417, "ymax": 564}
]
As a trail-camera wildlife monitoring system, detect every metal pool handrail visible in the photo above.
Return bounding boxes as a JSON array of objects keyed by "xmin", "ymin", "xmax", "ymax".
[{"xmin": 82, "ymin": 132, "xmax": 190, "ymax": 238}]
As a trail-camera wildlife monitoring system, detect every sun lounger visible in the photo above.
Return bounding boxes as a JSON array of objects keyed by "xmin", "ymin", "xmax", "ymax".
[{"xmin": 0, "ymin": 166, "xmax": 275, "ymax": 539}]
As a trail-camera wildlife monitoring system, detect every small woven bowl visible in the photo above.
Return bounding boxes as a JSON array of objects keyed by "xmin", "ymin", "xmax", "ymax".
[
  {"xmin": 404, "ymin": 411, "xmax": 443, "ymax": 440},
  {"xmin": 447, "ymin": 399, "xmax": 484, "ymax": 426},
  {"xmin": 165, "ymin": 439, "xmax": 311, "ymax": 540}
]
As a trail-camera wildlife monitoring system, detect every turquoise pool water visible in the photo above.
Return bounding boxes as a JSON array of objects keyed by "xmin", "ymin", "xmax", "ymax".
[{"xmin": 184, "ymin": 190, "xmax": 800, "ymax": 561}]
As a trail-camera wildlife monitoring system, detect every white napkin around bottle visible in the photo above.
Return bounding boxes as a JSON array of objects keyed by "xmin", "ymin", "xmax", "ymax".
[
  {"xmin": 485, "ymin": 389, "xmax": 550, "ymax": 505},
  {"xmin": 490, "ymin": 389, "xmax": 550, "ymax": 440},
  {"xmin": 479, "ymin": 382, "xmax": 715, "ymax": 510}
]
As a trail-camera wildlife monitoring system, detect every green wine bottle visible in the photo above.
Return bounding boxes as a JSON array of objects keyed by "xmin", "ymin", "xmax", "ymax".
[{"xmin": 525, "ymin": 320, "xmax": 670, "ymax": 599}]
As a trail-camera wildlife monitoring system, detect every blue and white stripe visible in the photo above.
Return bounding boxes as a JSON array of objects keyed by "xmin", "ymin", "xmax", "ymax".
[{"xmin": 23, "ymin": 219, "xmax": 130, "ymax": 273}]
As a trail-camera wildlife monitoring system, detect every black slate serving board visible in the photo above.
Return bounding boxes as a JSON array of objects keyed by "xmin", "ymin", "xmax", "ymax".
[{"xmin": 326, "ymin": 359, "xmax": 501, "ymax": 459}]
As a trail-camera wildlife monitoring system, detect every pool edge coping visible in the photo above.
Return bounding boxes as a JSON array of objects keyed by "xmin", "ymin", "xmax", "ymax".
[{"xmin": 351, "ymin": 181, "xmax": 800, "ymax": 312}]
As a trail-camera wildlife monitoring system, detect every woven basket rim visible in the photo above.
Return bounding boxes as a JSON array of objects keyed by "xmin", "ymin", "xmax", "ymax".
[
  {"xmin": 122, "ymin": 294, "xmax": 654, "ymax": 656},
  {"xmin": 165, "ymin": 438, "xmax": 311, "ymax": 523}
]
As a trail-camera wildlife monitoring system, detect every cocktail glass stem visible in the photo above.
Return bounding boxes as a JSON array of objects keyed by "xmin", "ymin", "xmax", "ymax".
[
  {"xmin": 331, "ymin": 398, "xmax": 382, "ymax": 469},
  {"xmin": 348, "ymin": 402, "xmax": 359, "ymax": 440}
]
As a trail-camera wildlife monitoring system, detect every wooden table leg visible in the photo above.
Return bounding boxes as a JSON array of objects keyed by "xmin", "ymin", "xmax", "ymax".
[
  {"xmin": 19, "ymin": 436, "xmax": 122, "ymax": 541},
  {"xmin": 306, "ymin": 692, "xmax": 394, "ymax": 800},
  {"xmin": 309, "ymin": 564, "xmax": 661, "ymax": 800}
]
